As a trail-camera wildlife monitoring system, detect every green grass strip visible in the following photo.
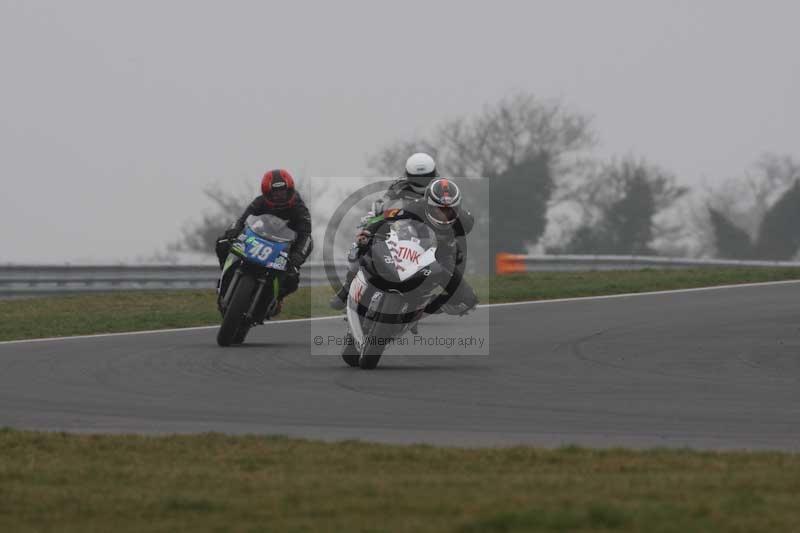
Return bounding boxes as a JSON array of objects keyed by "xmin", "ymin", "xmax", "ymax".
[
  {"xmin": 1, "ymin": 268, "xmax": 799, "ymax": 342},
  {"xmin": 0, "ymin": 429, "xmax": 798, "ymax": 532}
]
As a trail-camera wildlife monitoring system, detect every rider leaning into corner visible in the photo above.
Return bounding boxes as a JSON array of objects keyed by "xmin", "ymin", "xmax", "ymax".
[
  {"xmin": 336, "ymin": 177, "xmax": 479, "ymax": 318},
  {"xmin": 215, "ymin": 169, "xmax": 313, "ymax": 317},
  {"xmin": 382, "ymin": 151, "xmax": 442, "ymax": 207},
  {"xmin": 329, "ymin": 152, "xmax": 476, "ymax": 309}
]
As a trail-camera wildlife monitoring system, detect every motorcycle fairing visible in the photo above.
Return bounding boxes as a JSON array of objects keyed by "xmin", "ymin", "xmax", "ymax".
[
  {"xmin": 241, "ymin": 227, "xmax": 291, "ymax": 270},
  {"xmin": 382, "ymin": 224, "xmax": 438, "ymax": 282},
  {"xmin": 347, "ymin": 271, "xmax": 369, "ymax": 347}
]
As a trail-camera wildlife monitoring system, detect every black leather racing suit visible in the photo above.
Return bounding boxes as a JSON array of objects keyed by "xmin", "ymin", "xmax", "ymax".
[
  {"xmin": 215, "ymin": 193, "xmax": 313, "ymax": 298},
  {"xmin": 381, "ymin": 178, "xmax": 427, "ymax": 207}
]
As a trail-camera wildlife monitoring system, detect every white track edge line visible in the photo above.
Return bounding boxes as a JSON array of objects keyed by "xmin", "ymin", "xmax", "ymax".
[
  {"xmin": 482, "ymin": 278, "xmax": 800, "ymax": 307},
  {"xmin": 2, "ymin": 278, "xmax": 799, "ymax": 345}
]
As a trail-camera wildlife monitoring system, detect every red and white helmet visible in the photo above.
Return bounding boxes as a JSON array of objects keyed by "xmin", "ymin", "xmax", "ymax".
[
  {"xmin": 261, "ymin": 169, "xmax": 296, "ymax": 208},
  {"xmin": 424, "ymin": 178, "xmax": 461, "ymax": 229}
]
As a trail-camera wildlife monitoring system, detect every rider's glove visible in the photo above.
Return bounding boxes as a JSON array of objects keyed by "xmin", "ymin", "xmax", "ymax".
[
  {"xmin": 355, "ymin": 230, "xmax": 372, "ymax": 248},
  {"xmin": 223, "ymin": 228, "xmax": 240, "ymax": 240},
  {"xmin": 288, "ymin": 251, "xmax": 305, "ymax": 269}
]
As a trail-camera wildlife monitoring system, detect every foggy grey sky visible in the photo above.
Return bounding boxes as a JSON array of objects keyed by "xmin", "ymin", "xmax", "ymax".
[{"xmin": 2, "ymin": 0, "xmax": 799, "ymax": 262}]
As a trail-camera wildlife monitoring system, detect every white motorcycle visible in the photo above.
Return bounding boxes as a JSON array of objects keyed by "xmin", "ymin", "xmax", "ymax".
[{"xmin": 341, "ymin": 218, "xmax": 451, "ymax": 369}]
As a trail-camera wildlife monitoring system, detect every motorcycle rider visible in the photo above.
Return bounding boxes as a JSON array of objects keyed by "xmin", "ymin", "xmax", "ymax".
[
  {"xmin": 345, "ymin": 177, "xmax": 478, "ymax": 317},
  {"xmin": 380, "ymin": 152, "xmax": 440, "ymax": 208},
  {"xmin": 329, "ymin": 152, "xmax": 474, "ymax": 309},
  {"xmin": 215, "ymin": 169, "xmax": 313, "ymax": 316}
]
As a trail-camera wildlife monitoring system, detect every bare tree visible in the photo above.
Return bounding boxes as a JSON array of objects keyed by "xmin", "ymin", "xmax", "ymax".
[
  {"xmin": 173, "ymin": 184, "xmax": 253, "ymax": 255},
  {"xmin": 369, "ymin": 92, "xmax": 595, "ymax": 178},
  {"xmin": 368, "ymin": 92, "xmax": 595, "ymax": 261},
  {"xmin": 367, "ymin": 140, "xmax": 439, "ymax": 177}
]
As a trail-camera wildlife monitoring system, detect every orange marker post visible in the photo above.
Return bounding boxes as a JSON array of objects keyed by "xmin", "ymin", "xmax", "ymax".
[{"xmin": 495, "ymin": 253, "xmax": 526, "ymax": 274}]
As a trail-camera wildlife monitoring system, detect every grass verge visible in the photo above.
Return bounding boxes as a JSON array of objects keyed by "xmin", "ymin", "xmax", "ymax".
[
  {"xmin": 2, "ymin": 268, "xmax": 800, "ymax": 342},
  {"xmin": 0, "ymin": 429, "xmax": 798, "ymax": 533}
]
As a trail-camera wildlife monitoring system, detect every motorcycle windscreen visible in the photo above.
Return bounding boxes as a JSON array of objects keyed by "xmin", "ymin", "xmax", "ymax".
[{"xmin": 245, "ymin": 214, "xmax": 296, "ymax": 243}]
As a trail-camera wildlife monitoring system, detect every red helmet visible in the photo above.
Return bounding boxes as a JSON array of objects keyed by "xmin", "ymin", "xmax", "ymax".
[{"xmin": 261, "ymin": 169, "xmax": 296, "ymax": 208}]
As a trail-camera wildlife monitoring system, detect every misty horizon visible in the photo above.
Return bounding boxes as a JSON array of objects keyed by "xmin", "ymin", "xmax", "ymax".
[{"xmin": 2, "ymin": 1, "xmax": 799, "ymax": 263}]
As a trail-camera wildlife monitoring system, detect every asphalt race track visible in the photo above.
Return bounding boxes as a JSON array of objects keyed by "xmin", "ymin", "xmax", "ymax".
[{"xmin": 1, "ymin": 282, "xmax": 799, "ymax": 450}]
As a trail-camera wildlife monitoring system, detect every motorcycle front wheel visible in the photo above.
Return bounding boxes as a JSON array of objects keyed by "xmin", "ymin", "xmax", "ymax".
[
  {"xmin": 358, "ymin": 307, "xmax": 396, "ymax": 369},
  {"xmin": 232, "ymin": 325, "xmax": 251, "ymax": 345},
  {"xmin": 217, "ymin": 274, "xmax": 256, "ymax": 347},
  {"xmin": 358, "ymin": 340, "xmax": 385, "ymax": 369},
  {"xmin": 341, "ymin": 332, "xmax": 359, "ymax": 367}
]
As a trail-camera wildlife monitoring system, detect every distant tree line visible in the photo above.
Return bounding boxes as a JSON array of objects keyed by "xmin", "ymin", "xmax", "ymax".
[
  {"xmin": 706, "ymin": 154, "xmax": 800, "ymax": 260},
  {"xmin": 177, "ymin": 92, "xmax": 800, "ymax": 266},
  {"xmin": 371, "ymin": 92, "xmax": 800, "ymax": 264}
]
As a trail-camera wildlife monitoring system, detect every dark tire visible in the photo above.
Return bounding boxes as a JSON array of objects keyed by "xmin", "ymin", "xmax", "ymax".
[
  {"xmin": 358, "ymin": 313, "xmax": 393, "ymax": 369},
  {"xmin": 341, "ymin": 333, "xmax": 359, "ymax": 367},
  {"xmin": 217, "ymin": 275, "xmax": 256, "ymax": 347},
  {"xmin": 232, "ymin": 325, "xmax": 251, "ymax": 345},
  {"xmin": 358, "ymin": 338, "xmax": 385, "ymax": 369}
]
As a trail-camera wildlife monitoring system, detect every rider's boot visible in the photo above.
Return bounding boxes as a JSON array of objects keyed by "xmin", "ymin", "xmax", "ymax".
[
  {"xmin": 268, "ymin": 299, "xmax": 283, "ymax": 318},
  {"xmin": 329, "ymin": 285, "xmax": 348, "ymax": 310},
  {"xmin": 330, "ymin": 268, "xmax": 357, "ymax": 310}
]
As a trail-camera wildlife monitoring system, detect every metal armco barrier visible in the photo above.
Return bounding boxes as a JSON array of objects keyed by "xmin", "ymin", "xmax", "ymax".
[
  {"xmin": 5, "ymin": 255, "xmax": 799, "ymax": 296},
  {"xmin": 494, "ymin": 253, "xmax": 800, "ymax": 274},
  {"xmin": 0, "ymin": 263, "xmax": 347, "ymax": 296}
]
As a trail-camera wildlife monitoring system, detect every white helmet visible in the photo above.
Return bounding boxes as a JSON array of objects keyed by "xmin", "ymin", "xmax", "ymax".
[{"xmin": 404, "ymin": 152, "xmax": 438, "ymax": 191}]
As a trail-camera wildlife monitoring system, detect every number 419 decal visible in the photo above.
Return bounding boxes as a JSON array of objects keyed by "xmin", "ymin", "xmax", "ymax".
[{"xmin": 248, "ymin": 242, "xmax": 273, "ymax": 261}]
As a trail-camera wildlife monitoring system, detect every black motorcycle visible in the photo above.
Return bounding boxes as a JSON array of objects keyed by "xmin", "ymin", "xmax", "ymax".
[{"xmin": 216, "ymin": 214, "xmax": 296, "ymax": 347}]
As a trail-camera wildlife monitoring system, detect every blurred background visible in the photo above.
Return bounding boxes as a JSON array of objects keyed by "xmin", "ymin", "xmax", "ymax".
[{"xmin": 2, "ymin": 0, "xmax": 799, "ymax": 265}]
